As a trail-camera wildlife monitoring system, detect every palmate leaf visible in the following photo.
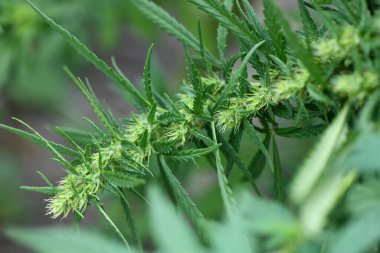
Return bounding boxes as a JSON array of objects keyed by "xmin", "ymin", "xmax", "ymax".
[
  {"xmin": 25, "ymin": 0, "xmax": 149, "ymax": 109},
  {"xmin": 158, "ymin": 156, "xmax": 206, "ymax": 238},
  {"xmin": 127, "ymin": 0, "xmax": 219, "ymax": 67},
  {"xmin": 0, "ymin": 123, "xmax": 79, "ymax": 158},
  {"xmin": 103, "ymin": 171, "xmax": 145, "ymax": 189}
]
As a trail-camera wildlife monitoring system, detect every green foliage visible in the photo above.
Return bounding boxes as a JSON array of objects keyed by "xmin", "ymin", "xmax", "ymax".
[{"xmin": 3, "ymin": 0, "xmax": 380, "ymax": 253}]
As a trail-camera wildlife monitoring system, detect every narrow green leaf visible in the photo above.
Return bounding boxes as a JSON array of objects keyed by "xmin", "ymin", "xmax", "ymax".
[
  {"xmin": 212, "ymin": 41, "xmax": 265, "ymax": 113},
  {"xmin": 291, "ymin": 104, "xmax": 349, "ymax": 205},
  {"xmin": 211, "ymin": 122, "xmax": 236, "ymax": 216},
  {"xmin": 248, "ymin": 133, "xmax": 271, "ymax": 179},
  {"xmin": 36, "ymin": 171, "xmax": 54, "ymax": 188},
  {"xmin": 113, "ymin": 187, "xmax": 142, "ymax": 249},
  {"xmin": 0, "ymin": 123, "xmax": 79, "ymax": 158},
  {"xmin": 158, "ymin": 156, "xmax": 206, "ymax": 237},
  {"xmin": 11, "ymin": 118, "xmax": 77, "ymax": 174},
  {"xmin": 128, "ymin": 0, "xmax": 219, "ymax": 67},
  {"xmin": 63, "ymin": 67, "xmax": 118, "ymax": 137},
  {"xmin": 96, "ymin": 203, "xmax": 130, "ymax": 250},
  {"xmin": 298, "ymin": 0, "xmax": 318, "ymax": 40},
  {"xmin": 184, "ymin": 45, "xmax": 203, "ymax": 115},
  {"xmin": 216, "ymin": 0, "xmax": 233, "ymax": 62},
  {"xmin": 245, "ymin": 120, "xmax": 274, "ymax": 172},
  {"xmin": 20, "ymin": 186, "xmax": 57, "ymax": 195},
  {"xmin": 103, "ymin": 172, "xmax": 145, "ymax": 189},
  {"xmin": 144, "ymin": 44, "xmax": 155, "ymax": 106},
  {"xmin": 25, "ymin": 0, "xmax": 148, "ymax": 108},
  {"xmin": 191, "ymin": 0, "xmax": 264, "ymax": 52},
  {"xmin": 272, "ymin": 137, "xmax": 284, "ymax": 200},
  {"xmin": 263, "ymin": 0, "xmax": 287, "ymax": 61},
  {"xmin": 216, "ymin": 130, "xmax": 260, "ymax": 194},
  {"xmin": 239, "ymin": 0, "xmax": 267, "ymax": 41},
  {"xmin": 273, "ymin": 0, "xmax": 323, "ymax": 84},
  {"xmin": 274, "ymin": 124, "xmax": 327, "ymax": 138},
  {"xmin": 166, "ymin": 144, "xmax": 222, "ymax": 161}
]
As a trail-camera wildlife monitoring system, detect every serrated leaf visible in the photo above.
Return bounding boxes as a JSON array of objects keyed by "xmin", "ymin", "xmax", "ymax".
[
  {"xmin": 25, "ymin": 0, "xmax": 148, "ymax": 109},
  {"xmin": 144, "ymin": 44, "xmax": 155, "ymax": 106},
  {"xmin": 274, "ymin": 124, "xmax": 327, "ymax": 138},
  {"xmin": 184, "ymin": 45, "xmax": 203, "ymax": 115},
  {"xmin": 103, "ymin": 171, "xmax": 145, "ymax": 189},
  {"xmin": 158, "ymin": 156, "xmax": 206, "ymax": 237},
  {"xmin": 216, "ymin": 0, "xmax": 233, "ymax": 62},
  {"xmin": 167, "ymin": 144, "xmax": 222, "ymax": 161},
  {"xmin": 53, "ymin": 127, "xmax": 97, "ymax": 146},
  {"xmin": 212, "ymin": 41, "xmax": 265, "ymax": 113},
  {"xmin": 216, "ymin": 130, "xmax": 260, "ymax": 193},
  {"xmin": 272, "ymin": 137, "xmax": 284, "ymax": 200},
  {"xmin": 191, "ymin": 0, "xmax": 263, "ymax": 52},
  {"xmin": 63, "ymin": 67, "xmax": 118, "ymax": 136},
  {"xmin": 239, "ymin": 0, "xmax": 267, "ymax": 42},
  {"xmin": 211, "ymin": 122, "xmax": 236, "ymax": 216},
  {"xmin": 20, "ymin": 186, "xmax": 58, "ymax": 195},
  {"xmin": 248, "ymin": 133, "xmax": 271, "ymax": 179},
  {"xmin": 272, "ymin": 0, "xmax": 323, "ymax": 84},
  {"xmin": 0, "ymin": 123, "xmax": 79, "ymax": 158},
  {"xmin": 128, "ymin": 0, "xmax": 219, "ymax": 67},
  {"xmin": 11, "ymin": 118, "xmax": 77, "ymax": 174},
  {"xmin": 298, "ymin": 0, "xmax": 318, "ymax": 40},
  {"xmin": 113, "ymin": 187, "xmax": 141, "ymax": 248},
  {"xmin": 264, "ymin": 0, "xmax": 287, "ymax": 61},
  {"xmin": 245, "ymin": 120, "xmax": 274, "ymax": 172}
]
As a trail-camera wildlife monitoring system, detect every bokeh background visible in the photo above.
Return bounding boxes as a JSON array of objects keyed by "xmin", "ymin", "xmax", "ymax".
[{"xmin": 0, "ymin": 0, "xmax": 310, "ymax": 252}]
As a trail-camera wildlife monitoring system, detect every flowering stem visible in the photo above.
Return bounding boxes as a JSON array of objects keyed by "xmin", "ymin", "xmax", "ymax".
[{"xmin": 96, "ymin": 203, "xmax": 131, "ymax": 251}]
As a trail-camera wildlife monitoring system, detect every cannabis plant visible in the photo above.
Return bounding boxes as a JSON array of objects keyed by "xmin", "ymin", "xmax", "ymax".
[{"xmin": 3, "ymin": 0, "xmax": 380, "ymax": 253}]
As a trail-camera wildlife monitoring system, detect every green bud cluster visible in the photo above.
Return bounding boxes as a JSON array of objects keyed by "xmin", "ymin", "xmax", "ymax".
[{"xmin": 313, "ymin": 26, "xmax": 360, "ymax": 63}]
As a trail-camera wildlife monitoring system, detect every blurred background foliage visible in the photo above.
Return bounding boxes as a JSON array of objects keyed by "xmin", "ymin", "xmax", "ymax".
[{"xmin": 0, "ymin": 0, "xmax": 302, "ymax": 252}]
